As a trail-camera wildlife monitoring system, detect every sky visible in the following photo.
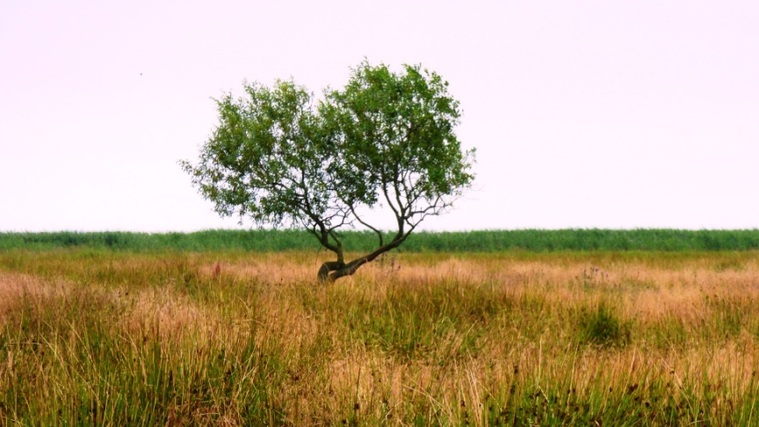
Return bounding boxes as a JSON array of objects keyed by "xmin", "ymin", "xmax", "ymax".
[{"xmin": 1, "ymin": 1, "xmax": 758, "ymax": 232}]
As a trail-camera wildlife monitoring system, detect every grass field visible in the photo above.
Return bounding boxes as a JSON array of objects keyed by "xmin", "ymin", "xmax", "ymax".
[{"xmin": 2, "ymin": 246, "xmax": 759, "ymax": 425}]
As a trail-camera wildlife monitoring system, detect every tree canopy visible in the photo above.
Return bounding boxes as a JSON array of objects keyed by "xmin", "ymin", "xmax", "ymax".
[{"xmin": 182, "ymin": 61, "xmax": 475, "ymax": 282}]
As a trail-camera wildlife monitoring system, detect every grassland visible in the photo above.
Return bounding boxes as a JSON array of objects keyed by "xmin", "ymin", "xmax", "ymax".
[{"xmin": 2, "ymin": 244, "xmax": 759, "ymax": 425}]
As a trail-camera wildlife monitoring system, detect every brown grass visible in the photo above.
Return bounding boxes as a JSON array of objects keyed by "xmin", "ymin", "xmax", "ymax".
[{"xmin": 2, "ymin": 250, "xmax": 759, "ymax": 425}]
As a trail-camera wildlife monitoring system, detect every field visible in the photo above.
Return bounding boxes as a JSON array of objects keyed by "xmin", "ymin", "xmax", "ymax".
[{"xmin": 2, "ymin": 232, "xmax": 759, "ymax": 425}]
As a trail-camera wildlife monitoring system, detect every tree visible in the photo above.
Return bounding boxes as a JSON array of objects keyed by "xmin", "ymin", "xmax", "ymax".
[{"xmin": 181, "ymin": 61, "xmax": 475, "ymax": 283}]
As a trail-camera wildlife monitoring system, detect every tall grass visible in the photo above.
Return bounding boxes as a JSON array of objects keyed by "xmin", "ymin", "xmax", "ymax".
[
  {"xmin": 2, "ymin": 250, "xmax": 759, "ymax": 424},
  {"xmin": 2, "ymin": 229, "xmax": 759, "ymax": 252}
]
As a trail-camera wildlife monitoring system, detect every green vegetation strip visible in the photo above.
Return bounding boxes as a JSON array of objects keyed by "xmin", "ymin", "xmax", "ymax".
[{"xmin": 1, "ymin": 229, "xmax": 759, "ymax": 252}]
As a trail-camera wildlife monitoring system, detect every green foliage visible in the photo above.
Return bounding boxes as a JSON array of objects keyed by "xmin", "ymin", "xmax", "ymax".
[
  {"xmin": 408, "ymin": 229, "xmax": 759, "ymax": 252},
  {"xmin": 323, "ymin": 61, "xmax": 473, "ymax": 205},
  {"xmin": 182, "ymin": 80, "xmax": 331, "ymax": 227},
  {"xmin": 3, "ymin": 229, "xmax": 759, "ymax": 252}
]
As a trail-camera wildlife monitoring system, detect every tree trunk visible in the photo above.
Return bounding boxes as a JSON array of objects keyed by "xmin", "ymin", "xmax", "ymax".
[
  {"xmin": 317, "ymin": 260, "xmax": 346, "ymax": 284},
  {"xmin": 317, "ymin": 262, "xmax": 332, "ymax": 283},
  {"xmin": 316, "ymin": 232, "xmax": 410, "ymax": 283},
  {"xmin": 317, "ymin": 259, "xmax": 369, "ymax": 283}
]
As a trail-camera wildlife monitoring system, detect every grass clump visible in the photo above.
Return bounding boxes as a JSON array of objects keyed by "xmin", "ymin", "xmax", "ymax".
[{"xmin": 576, "ymin": 302, "xmax": 632, "ymax": 348}]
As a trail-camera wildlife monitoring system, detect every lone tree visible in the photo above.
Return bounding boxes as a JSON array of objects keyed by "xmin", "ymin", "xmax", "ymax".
[{"xmin": 182, "ymin": 61, "xmax": 475, "ymax": 282}]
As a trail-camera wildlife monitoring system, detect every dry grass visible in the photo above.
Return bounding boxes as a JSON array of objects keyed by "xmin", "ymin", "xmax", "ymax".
[
  {"xmin": 1, "ymin": 250, "xmax": 759, "ymax": 425},
  {"xmin": 0, "ymin": 272, "xmax": 70, "ymax": 321}
]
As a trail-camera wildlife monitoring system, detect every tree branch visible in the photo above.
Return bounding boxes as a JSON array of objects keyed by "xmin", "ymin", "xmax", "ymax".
[{"xmin": 347, "ymin": 203, "xmax": 384, "ymax": 247}]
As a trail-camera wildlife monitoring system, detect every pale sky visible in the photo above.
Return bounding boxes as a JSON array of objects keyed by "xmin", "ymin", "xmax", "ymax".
[{"xmin": 1, "ymin": 1, "xmax": 757, "ymax": 232}]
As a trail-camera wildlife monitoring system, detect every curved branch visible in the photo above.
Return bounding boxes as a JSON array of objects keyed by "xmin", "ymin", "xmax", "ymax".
[{"xmin": 347, "ymin": 203, "xmax": 384, "ymax": 247}]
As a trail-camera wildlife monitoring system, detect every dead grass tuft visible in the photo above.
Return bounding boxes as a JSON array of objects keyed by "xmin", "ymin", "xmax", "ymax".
[
  {"xmin": 0, "ymin": 272, "xmax": 71, "ymax": 324},
  {"xmin": 119, "ymin": 286, "xmax": 219, "ymax": 343}
]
